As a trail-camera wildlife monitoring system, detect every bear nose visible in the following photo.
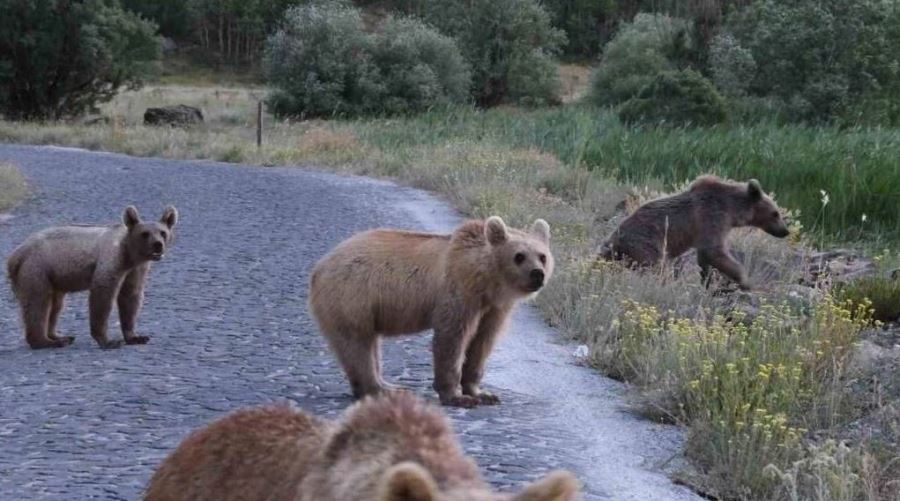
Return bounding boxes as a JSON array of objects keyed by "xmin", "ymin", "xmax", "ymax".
[
  {"xmin": 530, "ymin": 269, "xmax": 545, "ymax": 287},
  {"xmin": 153, "ymin": 241, "xmax": 164, "ymax": 253}
]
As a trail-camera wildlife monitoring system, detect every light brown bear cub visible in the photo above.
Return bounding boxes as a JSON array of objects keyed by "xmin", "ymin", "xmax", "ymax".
[
  {"xmin": 601, "ymin": 176, "xmax": 789, "ymax": 290},
  {"xmin": 6, "ymin": 205, "xmax": 177, "ymax": 349},
  {"xmin": 144, "ymin": 392, "xmax": 580, "ymax": 501},
  {"xmin": 310, "ymin": 217, "xmax": 553, "ymax": 408}
]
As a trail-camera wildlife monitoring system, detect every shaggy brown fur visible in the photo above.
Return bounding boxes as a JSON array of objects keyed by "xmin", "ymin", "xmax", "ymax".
[
  {"xmin": 309, "ymin": 217, "xmax": 554, "ymax": 408},
  {"xmin": 6, "ymin": 206, "xmax": 177, "ymax": 349},
  {"xmin": 600, "ymin": 176, "xmax": 789, "ymax": 290},
  {"xmin": 144, "ymin": 393, "xmax": 580, "ymax": 501}
]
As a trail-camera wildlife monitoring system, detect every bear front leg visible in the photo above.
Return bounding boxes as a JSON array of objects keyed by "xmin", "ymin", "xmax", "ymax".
[
  {"xmin": 461, "ymin": 305, "xmax": 511, "ymax": 405},
  {"xmin": 698, "ymin": 247, "xmax": 751, "ymax": 290},
  {"xmin": 118, "ymin": 265, "xmax": 149, "ymax": 345},
  {"xmin": 432, "ymin": 302, "xmax": 481, "ymax": 408},
  {"xmin": 89, "ymin": 282, "xmax": 124, "ymax": 349}
]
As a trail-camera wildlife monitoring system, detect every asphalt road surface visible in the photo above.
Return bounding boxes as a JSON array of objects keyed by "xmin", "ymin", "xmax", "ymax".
[{"xmin": 0, "ymin": 144, "xmax": 700, "ymax": 500}]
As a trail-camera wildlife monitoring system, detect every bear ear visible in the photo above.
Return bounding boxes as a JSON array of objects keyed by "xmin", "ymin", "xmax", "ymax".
[
  {"xmin": 531, "ymin": 219, "xmax": 550, "ymax": 244},
  {"xmin": 123, "ymin": 206, "xmax": 141, "ymax": 229},
  {"xmin": 748, "ymin": 179, "xmax": 763, "ymax": 201},
  {"xmin": 513, "ymin": 470, "xmax": 579, "ymax": 501},
  {"xmin": 379, "ymin": 462, "xmax": 437, "ymax": 501},
  {"xmin": 160, "ymin": 206, "xmax": 178, "ymax": 229},
  {"xmin": 485, "ymin": 216, "xmax": 508, "ymax": 246}
]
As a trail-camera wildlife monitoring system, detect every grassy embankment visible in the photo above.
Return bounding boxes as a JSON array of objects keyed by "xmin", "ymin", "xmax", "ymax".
[{"xmin": 0, "ymin": 80, "xmax": 897, "ymax": 500}]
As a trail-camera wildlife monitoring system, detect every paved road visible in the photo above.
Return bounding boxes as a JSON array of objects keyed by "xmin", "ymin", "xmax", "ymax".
[{"xmin": 0, "ymin": 144, "xmax": 699, "ymax": 500}]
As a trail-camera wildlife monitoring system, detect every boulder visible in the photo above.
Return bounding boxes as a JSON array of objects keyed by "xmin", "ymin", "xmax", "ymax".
[{"xmin": 144, "ymin": 105, "xmax": 204, "ymax": 127}]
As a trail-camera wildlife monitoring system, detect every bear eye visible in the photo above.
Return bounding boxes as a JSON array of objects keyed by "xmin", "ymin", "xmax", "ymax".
[
  {"xmin": 141, "ymin": 231, "xmax": 150, "ymax": 239},
  {"xmin": 772, "ymin": 210, "xmax": 780, "ymax": 218},
  {"xmin": 514, "ymin": 252, "xmax": 526, "ymax": 265},
  {"xmin": 539, "ymin": 254, "xmax": 547, "ymax": 264},
  {"xmin": 160, "ymin": 231, "xmax": 168, "ymax": 240}
]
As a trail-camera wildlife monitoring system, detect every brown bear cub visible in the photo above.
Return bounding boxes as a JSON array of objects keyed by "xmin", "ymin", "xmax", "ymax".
[
  {"xmin": 144, "ymin": 392, "xmax": 580, "ymax": 501},
  {"xmin": 309, "ymin": 216, "xmax": 554, "ymax": 408},
  {"xmin": 600, "ymin": 176, "xmax": 789, "ymax": 290},
  {"xmin": 6, "ymin": 205, "xmax": 177, "ymax": 349}
]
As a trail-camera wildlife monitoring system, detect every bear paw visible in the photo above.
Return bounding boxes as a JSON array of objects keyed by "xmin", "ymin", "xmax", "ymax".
[
  {"xmin": 125, "ymin": 335, "xmax": 150, "ymax": 345},
  {"xmin": 53, "ymin": 336, "xmax": 75, "ymax": 347},
  {"xmin": 440, "ymin": 394, "xmax": 481, "ymax": 408},
  {"xmin": 474, "ymin": 392, "xmax": 501, "ymax": 405},
  {"xmin": 99, "ymin": 340, "xmax": 124, "ymax": 350}
]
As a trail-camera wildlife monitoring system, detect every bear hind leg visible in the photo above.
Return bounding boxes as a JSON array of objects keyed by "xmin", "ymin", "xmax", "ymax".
[
  {"xmin": 19, "ymin": 285, "xmax": 69, "ymax": 349},
  {"xmin": 371, "ymin": 338, "xmax": 409, "ymax": 393},
  {"xmin": 46, "ymin": 292, "xmax": 75, "ymax": 346},
  {"xmin": 326, "ymin": 331, "xmax": 385, "ymax": 398}
]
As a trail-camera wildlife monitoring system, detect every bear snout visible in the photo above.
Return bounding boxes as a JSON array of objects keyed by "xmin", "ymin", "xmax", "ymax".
[{"xmin": 529, "ymin": 269, "xmax": 545, "ymax": 290}]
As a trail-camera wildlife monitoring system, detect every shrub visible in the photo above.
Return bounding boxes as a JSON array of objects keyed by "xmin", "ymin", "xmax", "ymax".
[
  {"xmin": 708, "ymin": 32, "xmax": 756, "ymax": 97},
  {"xmin": 836, "ymin": 275, "xmax": 900, "ymax": 324},
  {"xmin": 265, "ymin": 3, "xmax": 470, "ymax": 118},
  {"xmin": 618, "ymin": 69, "xmax": 727, "ymax": 127},
  {"xmin": 265, "ymin": 3, "xmax": 378, "ymax": 118},
  {"xmin": 423, "ymin": 0, "xmax": 565, "ymax": 107},
  {"xmin": 370, "ymin": 16, "xmax": 471, "ymax": 115},
  {"xmin": 727, "ymin": 0, "xmax": 900, "ymax": 124},
  {"xmin": 612, "ymin": 296, "xmax": 871, "ymax": 498},
  {"xmin": 0, "ymin": 0, "xmax": 160, "ymax": 120},
  {"xmin": 589, "ymin": 13, "xmax": 692, "ymax": 106}
]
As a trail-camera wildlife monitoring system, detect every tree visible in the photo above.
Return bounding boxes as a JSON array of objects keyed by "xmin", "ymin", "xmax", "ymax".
[{"xmin": 0, "ymin": 0, "xmax": 160, "ymax": 120}]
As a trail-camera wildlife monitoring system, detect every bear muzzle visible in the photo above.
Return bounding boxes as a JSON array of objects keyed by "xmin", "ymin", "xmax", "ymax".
[
  {"xmin": 149, "ymin": 241, "xmax": 165, "ymax": 261},
  {"xmin": 528, "ymin": 269, "xmax": 545, "ymax": 291}
]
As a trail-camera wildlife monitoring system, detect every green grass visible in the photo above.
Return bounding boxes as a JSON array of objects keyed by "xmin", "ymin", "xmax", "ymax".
[
  {"xmin": 350, "ymin": 106, "xmax": 900, "ymax": 242},
  {"xmin": 0, "ymin": 161, "xmax": 28, "ymax": 211}
]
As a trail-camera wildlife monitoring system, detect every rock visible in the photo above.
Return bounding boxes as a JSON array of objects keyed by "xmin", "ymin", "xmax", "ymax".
[{"xmin": 143, "ymin": 105, "xmax": 204, "ymax": 127}]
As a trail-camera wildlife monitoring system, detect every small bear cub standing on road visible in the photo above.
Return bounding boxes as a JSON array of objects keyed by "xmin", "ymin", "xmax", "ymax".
[
  {"xmin": 144, "ymin": 392, "xmax": 580, "ymax": 501},
  {"xmin": 6, "ymin": 205, "xmax": 177, "ymax": 349},
  {"xmin": 600, "ymin": 176, "xmax": 789, "ymax": 290},
  {"xmin": 309, "ymin": 216, "xmax": 554, "ymax": 408}
]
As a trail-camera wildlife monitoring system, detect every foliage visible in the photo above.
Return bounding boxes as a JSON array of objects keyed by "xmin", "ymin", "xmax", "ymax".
[
  {"xmin": 588, "ymin": 13, "xmax": 692, "ymax": 106},
  {"xmin": 618, "ymin": 69, "xmax": 727, "ymax": 127},
  {"xmin": 121, "ymin": 0, "xmax": 196, "ymax": 39},
  {"xmin": 419, "ymin": 0, "xmax": 565, "ymax": 107},
  {"xmin": 726, "ymin": 0, "xmax": 900, "ymax": 124},
  {"xmin": 708, "ymin": 31, "xmax": 755, "ymax": 97},
  {"xmin": 265, "ymin": 3, "xmax": 469, "ymax": 118},
  {"xmin": 836, "ymin": 273, "xmax": 900, "ymax": 324},
  {"xmin": 370, "ymin": 17, "xmax": 471, "ymax": 115},
  {"xmin": 0, "ymin": 0, "xmax": 160, "ymax": 120},
  {"xmin": 611, "ymin": 296, "xmax": 871, "ymax": 498}
]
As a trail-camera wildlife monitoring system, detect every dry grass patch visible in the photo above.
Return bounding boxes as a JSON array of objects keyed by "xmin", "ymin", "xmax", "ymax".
[{"xmin": 0, "ymin": 161, "xmax": 27, "ymax": 211}]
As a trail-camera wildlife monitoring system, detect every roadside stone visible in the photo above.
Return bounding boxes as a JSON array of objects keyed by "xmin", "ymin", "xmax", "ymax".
[{"xmin": 143, "ymin": 105, "xmax": 204, "ymax": 127}]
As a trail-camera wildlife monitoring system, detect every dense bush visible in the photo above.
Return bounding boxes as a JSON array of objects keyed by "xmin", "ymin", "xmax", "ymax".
[
  {"xmin": 265, "ymin": 2, "xmax": 469, "ymax": 118},
  {"xmin": 0, "ymin": 0, "xmax": 160, "ymax": 120},
  {"xmin": 708, "ymin": 32, "xmax": 755, "ymax": 97},
  {"xmin": 618, "ymin": 69, "xmax": 727, "ymax": 127},
  {"xmin": 370, "ymin": 17, "xmax": 471, "ymax": 115},
  {"xmin": 421, "ymin": 0, "xmax": 565, "ymax": 107},
  {"xmin": 724, "ymin": 0, "xmax": 900, "ymax": 124},
  {"xmin": 589, "ymin": 13, "xmax": 692, "ymax": 106}
]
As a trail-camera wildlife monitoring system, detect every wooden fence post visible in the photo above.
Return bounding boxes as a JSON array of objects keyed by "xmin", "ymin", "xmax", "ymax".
[{"xmin": 256, "ymin": 101, "xmax": 263, "ymax": 148}]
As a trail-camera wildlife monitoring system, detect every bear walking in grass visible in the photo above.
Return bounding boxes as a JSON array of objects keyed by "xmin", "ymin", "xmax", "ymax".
[
  {"xmin": 144, "ymin": 392, "xmax": 579, "ymax": 501},
  {"xmin": 6, "ymin": 205, "xmax": 177, "ymax": 349},
  {"xmin": 309, "ymin": 216, "xmax": 554, "ymax": 408},
  {"xmin": 600, "ymin": 176, "xmax": 789, "ymax": 290}
]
